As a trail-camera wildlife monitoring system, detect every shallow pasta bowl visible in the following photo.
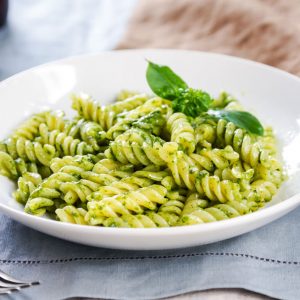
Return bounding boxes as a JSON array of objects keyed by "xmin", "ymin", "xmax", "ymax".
[{"xmin": 0, "ymin": 49, "xmax": 300, "ymax": 250}]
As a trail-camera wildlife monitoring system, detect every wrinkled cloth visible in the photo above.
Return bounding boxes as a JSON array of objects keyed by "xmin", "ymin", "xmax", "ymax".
[
  {"xmin": 1, "ymin": 209, "xmax": 300, "ymax": 300},
  {"xmin": 1, "ymin": 1, "xmax": 300, "ymax": 300},
  {"xmin": 117, "ymin": 0, "xmax": 300, "ymax": 76}
]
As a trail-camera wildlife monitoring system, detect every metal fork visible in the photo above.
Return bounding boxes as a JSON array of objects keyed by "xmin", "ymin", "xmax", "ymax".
[{"xmin": 0, "ymin": 269, "xmax": 39, "ymax": 295}]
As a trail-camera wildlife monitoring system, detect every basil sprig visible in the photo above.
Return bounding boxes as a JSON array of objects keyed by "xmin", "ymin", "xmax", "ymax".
[
  {"xmin": 172, "ymin": 88, "xmax": 212, "ymax": 118},
  {"xmin": 146, "ymin": 61, "xmax": 188, "ymax": 99},
  {"xmin": 207, "ymin": 110, "xmax": 264, "ymax": 136},
  {"xmin": 146, "ymin": 61, "xmax": 264, "ymax": 136}
]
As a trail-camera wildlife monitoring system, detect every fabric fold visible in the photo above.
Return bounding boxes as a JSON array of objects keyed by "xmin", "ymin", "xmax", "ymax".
[{"xmin": 117, "ymin": 0, "xmax": 300, "ymax": 76}]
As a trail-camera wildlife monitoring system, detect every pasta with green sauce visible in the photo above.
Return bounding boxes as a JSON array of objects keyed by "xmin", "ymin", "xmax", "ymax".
[{"xmin": 0, "ymin": 61, "xmax": 285, "ymax": 228}]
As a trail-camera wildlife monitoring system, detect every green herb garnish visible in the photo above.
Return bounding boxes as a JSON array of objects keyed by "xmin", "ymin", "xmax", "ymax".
[
  {"xmin": 146, "ymin": 61, "xmax": 187, "ymax": 99},
  {"xmin": 207, "ymin": 110, "xmax": 264, "ymax": 136},
  {"xmin": 172, "ymin": 88, "xmax": 212, "ymax": 118},
  {"xmin": 146, "ymin": 60, "xmax": 264, "ymax": 136}
]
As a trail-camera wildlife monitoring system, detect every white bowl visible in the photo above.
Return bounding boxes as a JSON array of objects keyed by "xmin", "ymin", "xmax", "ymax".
[{"xmin": 0, "ymin": 49, "xmax": 299, "ymax": 250}]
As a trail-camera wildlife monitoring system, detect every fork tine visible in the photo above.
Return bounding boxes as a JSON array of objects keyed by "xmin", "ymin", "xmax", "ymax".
[
  {"xmin": 0, "ymin": 281, "xmax": 30, "ymax": 288},
  {"xmin": 0, "ymin": 286, "xmax": 20, "ymax": 295},
  {"xmin": 0, "ymin": 269, "xmax": 26, "ymax": 284},
  {"xmin": 0, "ymin": 270, "xmax": 39, "ymax": 285}
]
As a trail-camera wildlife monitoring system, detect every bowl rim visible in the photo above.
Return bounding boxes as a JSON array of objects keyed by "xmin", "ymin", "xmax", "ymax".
[
  {"xmin": 0, "ymin": 48, "xmax": 299, "ymax": 236},
  {"xmin": 1, "ymin": 48, "xmax": 300, "ymax": 89},
  {"xmin": 0, "ymin": 192, "xmax": 299, "ymax": 236}
]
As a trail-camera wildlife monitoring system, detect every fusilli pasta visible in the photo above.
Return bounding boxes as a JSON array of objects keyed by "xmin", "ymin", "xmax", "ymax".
[{"xmin": 0, "ymin": 88, "xmax": 284, "ymax": 228}]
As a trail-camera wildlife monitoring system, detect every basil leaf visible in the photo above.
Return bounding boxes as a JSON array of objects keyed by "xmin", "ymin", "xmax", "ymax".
[
  {"xmin": 146, "ymin": 61, "xmax": 188, "ymax": 99},
  {"xmin": 208, "ymin": 110, "xmax": 264, "ymax": 136},
  {"xmin": 173, "ymin": 88, "xmax": 212, "ymax": 117}
]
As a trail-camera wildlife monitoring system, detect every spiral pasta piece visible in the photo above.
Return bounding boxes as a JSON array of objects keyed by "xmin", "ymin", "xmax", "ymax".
[
  {"xmin": 56, "ymin": 159, "xmax": 133, "ymax": 204},
  {"xmin": 24, "ymin": 166, "xmax": 85, "ymax": 215},
  {"xmin": 25, "ymin": 197, "xmax": 55, "ymax": 216},
  {"xmin": 192, "ymin": 117, "xmax": 217, "ymax": 149},
  {"xmin": 87, "ymin": 165, "xmax": 168, "ymax": 201},
  {"xmin": 161, "ymin": 175, "xmax": 178, "ymax": 191},
  {"xmin": 215, "ymin": 119, "xmax": 270, "ymax": 168},
  {"xmin": 92, "ymin": 158, "xmax": 134, "ymax": 177},
  {"xmin": 106, "ymin": 98, "xmax": 169, "ymax": 140},
  {"xmin": 116, "ymin": 97, "xmax": 170, "ymax": 122},
  {"xmin": 59, "ymin": 168, "xmax": 130, "ymax": 205},
  {"xmin": 0, "ymin": 152, "xmax": 40, "ymax": 179},
  {"xmin": 60, "ymin": 179, "xmax": 101, "ymax": 204},
  {"xmin": 12, "ymin": 112, "xmax": 47, "ymax": 140},
  {"xmin": 159, "ymin": 142, "xmax": 197, "ymax": 189},
  {"xmin": 157, "ymin": 199, "xmax": 185, "ymax": 225},
  {"xmin": 258, "ymin": 126, "xmax": 277, "ymax": 155},
  {"xmin": 105, "ymin": 120, "xmax": 132, "ymax": 140},
  {"xmin": 40, "ymin": 111, "xmax": 95, "ymax": 142},
  {"xmin": 102, "ymin": 194, "xmax": 185, "ymax": 228},
  {"xmin": 214, "ymin": 161, "xmax": 254, "ymax": 182},
  {"xmin": 245, "ymin": 179, "xmax": 278, "ymax": 205},
  {"xmin": 211, "ymin": 92, "xmax": 242, "ymax": 111},
  {"xmin": 101, "ymin": 212, "xmax": 169, "ymax": 228},
  {"xmin": 72, "ymin": 93, "xmax": 148, "ymax": 130},
  {"xmin": 44, "ymin": 110, "xmax": 66, "ymax": 132},
  {"xmin": 106, "ymin": 184, "xmax": 167, "ymax": 213},
  {"xmin": 87, "ymin": 176, "xmax": 154, "ymax": 202},
  {"xmin": 85, "ymin": 185, "xmax": 167, "ymax": 225},
  {"xmin": 180, "ymin": 193, "xmax": 210, "ymax": 215},
  {"xmin": 167, "ymin": 112, "xmax": 195, "ymax": 154},
  {"xmin": 159, "ymin": 143, "xmax": 242, "ymax": 202},
  {"xmin": 190, "ymin": 145, "xmax": 239, "ymax": 172},
  {"xmin": 79, "ymin": 120, "xmax": 107, "ymax": 150},
  {"xmin": 254, "ymin": 162, "xmax": 284, "ymax": 188},
  {"xmin": 34, "ymin": 111, "xmax": 72, "ymax": 144},
  {"xmin": 133, "ymin": 165, "xmax": 169, "ymax": 181},
  {"xmin": 0, "ymin": 137, "xmax": 56, "ymax": 166},
  {"xmin": 39, "ymin": 125, "xmax": 94, "ymax": 156},
  {"xmin": 13, "ymin": 172, "xmax": 42, "ymax": 204},
  {"xmin": 179, "ymin": 194, "xmax": 251, "ymax": 225},
  {"xmin": 166, "ymin": 189, "xmax": 188, "ymax": 201},
  {"xmin": 214, "ymin": 161, "xmax": 255, "ymax": 194},
  {"xmin": 56, "ymin": 206, "xmax": 88, "ymax": 225},
  {"xmin": 54, "ymin": 118, "xmax": 107, "ymax": 149},
  {"xmin": 195, "ymin": 170, "xmax": 242, "ymax": 203},
  {"xmin": 50, "ymin": 154, "xmax": 100, "ymax": 173},
  {"xmin": 105, "ymin": 128, "xmax": 165, "ymax": 166}
]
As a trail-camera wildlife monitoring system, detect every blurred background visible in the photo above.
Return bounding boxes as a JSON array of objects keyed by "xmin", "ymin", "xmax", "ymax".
[
  {"xmin": 0, "ymin": 0, "xmax": 136, "ymax": 79},
  {"xmin": 1, "ymin": 0, "xmax": 300, "ymax": 81}
]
